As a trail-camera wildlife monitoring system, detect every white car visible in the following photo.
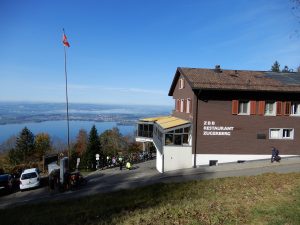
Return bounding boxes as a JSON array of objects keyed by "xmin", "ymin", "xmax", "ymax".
[{"xmin": 19, "ymin": 168, "xmax": 40, "ymax": 191}]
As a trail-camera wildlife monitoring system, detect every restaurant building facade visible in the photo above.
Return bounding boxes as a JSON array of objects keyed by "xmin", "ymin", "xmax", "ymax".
[{"xmin": 136, "ymin": 66, "xmax": 300, "ymax": 172}]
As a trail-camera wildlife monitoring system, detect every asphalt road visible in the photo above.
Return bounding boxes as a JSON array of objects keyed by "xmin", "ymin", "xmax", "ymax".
[{"xmin": 0, "ymin": 157, "xmax": 299, "ymax": 209}]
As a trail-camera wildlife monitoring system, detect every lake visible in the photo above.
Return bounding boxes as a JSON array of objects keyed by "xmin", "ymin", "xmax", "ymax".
[{"xmin": 0, "ymin": 120, "xmax": 136, "ymax": 144}]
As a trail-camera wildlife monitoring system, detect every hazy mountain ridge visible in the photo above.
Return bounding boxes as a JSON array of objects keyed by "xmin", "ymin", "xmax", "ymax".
[{"xmin": 0, "ymin": 102, "xmax": 172, "ymax": 125}]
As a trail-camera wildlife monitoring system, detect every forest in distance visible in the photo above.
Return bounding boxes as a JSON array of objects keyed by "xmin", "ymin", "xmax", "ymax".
[{"xmin": 0, "ymin": 124, "xmax": 151, "ymax": 173}]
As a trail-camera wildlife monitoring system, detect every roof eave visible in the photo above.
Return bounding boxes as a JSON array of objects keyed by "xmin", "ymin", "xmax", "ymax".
[
  {"xmin": 168, "ymin": 68, "xmax": 181, "ymax": 96},
  {"xmin": 192, "ymin": 87, "xmax": 300, "ymax": 93}
]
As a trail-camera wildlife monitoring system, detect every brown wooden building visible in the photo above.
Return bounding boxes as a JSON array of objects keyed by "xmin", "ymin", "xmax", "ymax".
[{"xmin": 137, "ymin": 66, "xmax": 300, "ymax": 172}]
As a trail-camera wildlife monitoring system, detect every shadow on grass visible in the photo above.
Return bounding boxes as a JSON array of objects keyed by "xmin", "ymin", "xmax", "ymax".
[
  {"xmin": 0, "ymin": 164, "xmax": 219, "ymax": 225},
  {"xmin": 2, "ymin": 165, "xmax": 299, "ymax": 225}
]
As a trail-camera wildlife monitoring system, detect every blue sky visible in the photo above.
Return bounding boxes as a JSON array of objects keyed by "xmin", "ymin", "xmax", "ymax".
[{"xmin": 0, "ymin": 0, "xmax": 299, "ymax": 106}]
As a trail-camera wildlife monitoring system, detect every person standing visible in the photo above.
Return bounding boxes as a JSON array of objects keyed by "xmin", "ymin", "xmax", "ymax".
[
  {"xmin": 112, "ymin": 157, "xmax": 116, "ymax": 167},
  {"xmin": 126, "ymin": 161, "xmax": 131, "ymax": 170},
  {"xmin": 119, "ymin": 156, "xmax": 123, "ymax": 170},
  {"xmin": 271, "ymin": 147, "xmax": 281, "ymax": 162},
  {"xmin": 271, "ymin": 147, "xmax": 276, "ymax": 163},
  {"xmin": 275, "ymin": 148, "xmax": 281, "ymax": 162}
]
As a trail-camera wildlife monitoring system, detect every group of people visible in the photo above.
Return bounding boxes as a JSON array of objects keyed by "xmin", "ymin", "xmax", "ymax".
[{"xmin": 105, "ymin": 156, "xmax": 132, "ymax": 171}]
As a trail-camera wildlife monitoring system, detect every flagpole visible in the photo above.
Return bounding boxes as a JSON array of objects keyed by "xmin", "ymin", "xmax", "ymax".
[{"xmin": 63, "ymin": 28, "xmax": 70, "ymax": 161}]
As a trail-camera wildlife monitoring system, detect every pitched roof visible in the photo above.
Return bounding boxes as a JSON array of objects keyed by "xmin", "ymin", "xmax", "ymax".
[{"xmin": 168, "ymin": 67, "xmax": 300, "ymax": 96}]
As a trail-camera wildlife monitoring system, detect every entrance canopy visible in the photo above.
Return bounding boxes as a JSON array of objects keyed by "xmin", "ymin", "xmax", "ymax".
[
  {"xmin": 137, "ymin": 116, "xmax": 192, "ymax": 146},
  {"xmin": 140, "ymin": 116, "xmax": 190, "ymax": 130}
]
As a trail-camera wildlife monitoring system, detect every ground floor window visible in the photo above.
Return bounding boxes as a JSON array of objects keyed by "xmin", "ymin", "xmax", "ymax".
[
  {"xmin": 269, "ymin": 128, "xmax": 294, "ymax": 140},
  {"xmin": 165, "ymin": 127, "xmax": 190, "ymax": 146}
]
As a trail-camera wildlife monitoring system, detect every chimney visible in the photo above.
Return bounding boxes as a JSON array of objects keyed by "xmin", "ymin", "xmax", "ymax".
[{"xmin": 214, "ymin": 65, "xmax": 222, "ymax": 73}]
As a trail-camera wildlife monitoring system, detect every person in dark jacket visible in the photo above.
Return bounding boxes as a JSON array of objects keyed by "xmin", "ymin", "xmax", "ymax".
[
  {"xmin": 271, "ymin": 147, "xmax": 281, "ymax": 162},
  {"xmin": 271, "ymin": 147, "xmax": 276, "ymax": 163},
  {"xmin": 119, "ymin": 157, "xmax": 123, "ymax": 170}
]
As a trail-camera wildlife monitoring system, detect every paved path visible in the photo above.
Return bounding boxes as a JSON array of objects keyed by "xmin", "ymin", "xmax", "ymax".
[{"xmin": 0, "ymin": 156, "xmax": 299, "ymax": 209}]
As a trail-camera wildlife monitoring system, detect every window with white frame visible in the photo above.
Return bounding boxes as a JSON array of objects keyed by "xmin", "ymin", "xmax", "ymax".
[
  {"xmin": 238, "ymin": 101, "xmax": 249, "ymax": 115},
  {"xmin": 179, "ymin": 78, "xmax": 184, "ymax": 89},
  {"xmin": 165, "ymin": 127, "xmax": 190, "ymax": 146},
  {"xmin": 291, "ymin": 102, "xmax": 300, "ymax": 115},
  {"xmin": 270, "ymin": 129, "xmax": 280, "ymax": 139},
  {"xmin": 283, "ymin": 129, "xmax": 294, "ymax": 139},
  {"xmin": 269, "ymin": 128, "xmax": 294, "ymax": 140},
  {"xmin": 265, "ymin": 101, "xmax": 276, "ymax": 116}
]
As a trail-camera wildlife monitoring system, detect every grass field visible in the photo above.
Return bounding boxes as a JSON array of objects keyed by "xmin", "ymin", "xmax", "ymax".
[{"xmin": 1, "ymin": 172, "xmax": 300, "ymax": 225}]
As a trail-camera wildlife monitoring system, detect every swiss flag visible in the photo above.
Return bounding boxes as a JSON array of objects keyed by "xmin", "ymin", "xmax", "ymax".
[{"xmin": 62, "ymin": 33, "xmax": 70, "ymax": 47}]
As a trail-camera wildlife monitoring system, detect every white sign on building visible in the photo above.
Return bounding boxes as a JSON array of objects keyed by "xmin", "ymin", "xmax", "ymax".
[{"xmin": 203, "ymin": 121, "xmax": 234, "ymax": 136}]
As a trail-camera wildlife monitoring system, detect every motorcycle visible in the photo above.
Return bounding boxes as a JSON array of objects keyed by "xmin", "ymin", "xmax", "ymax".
[
  {"xmin": 69, "ymin": 171, "xmax": 87, "ymax": 191},
  {"xmin": 271, "ymin": 155, "xmax": 281, "ymax": 163}
]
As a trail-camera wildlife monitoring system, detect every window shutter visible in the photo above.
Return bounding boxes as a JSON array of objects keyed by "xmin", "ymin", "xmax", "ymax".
[
  {"xmin": 232, "ymin": 100, "xmax": 239, "ymax": 115},
  {"xmin": 184, "ymin": 99, "xmax": 187, "ymax": 113},
  {"xmin": 190, "ymin": 99, "xmax": 192, "ymax": 113},
  {"xmin": 283, "ymin": 101, "xmax": 291, "ymax": 115},
  {"xmin": 258, "ymin": 101, "xmax": 265, "ymax": 115},
  {"xmin": 182, "ymin": 79, "xmax": 185, "ymax": 88},
  {"xmin": 250, "ymin": 101, "xmax": 256, "ymax": 115},
  {"xmin": 180, "ymin": 99, "xmax": 184, "ymax": 112},
  {"xmin": 186, "ymin": 98, "xmax": 192, "ymax": 114},
  {"xmin": 176, "ymin": 99, "xmax": 180, "ymax": 111},
  {"xmin": 276, "ymin": 101, "xmax": 282, "ymax": 116}
]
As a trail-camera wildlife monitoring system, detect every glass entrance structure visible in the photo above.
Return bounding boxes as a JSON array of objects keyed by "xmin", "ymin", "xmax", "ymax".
[{"xmin": 136, "ymin": 116, "xmax": 192, "ymax": 173}]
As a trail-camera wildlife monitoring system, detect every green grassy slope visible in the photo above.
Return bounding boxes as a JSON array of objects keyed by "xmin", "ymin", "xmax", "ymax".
[{"xmin": 1, "ymin": 172, "xmax": 300, "ymax": 225}]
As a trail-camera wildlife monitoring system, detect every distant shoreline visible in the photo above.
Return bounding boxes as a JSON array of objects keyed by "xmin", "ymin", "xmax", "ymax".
[
  {"xmin": 0, "ymin": 102, "xmax": 172, "ymax": 126},
  {"xmin": 0, "ymin": 102, "xmax": 171, "ymax": 144},
  {"xmin": 0, "ymin": 118, "xmax": 137, "ymax": 126}
]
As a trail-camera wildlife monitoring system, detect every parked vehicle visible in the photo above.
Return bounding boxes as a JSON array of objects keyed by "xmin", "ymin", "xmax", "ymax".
[
  {"xmin": 49, "ymin": 170, "xmax": 87, "ymax": 192},
  {"xmin": 19, "ymin": 168, "xmax": 40, "ymax": 191},
  {"xmin": 0, "ymin": 174, "xmax": 13, "ymax": 194}
]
